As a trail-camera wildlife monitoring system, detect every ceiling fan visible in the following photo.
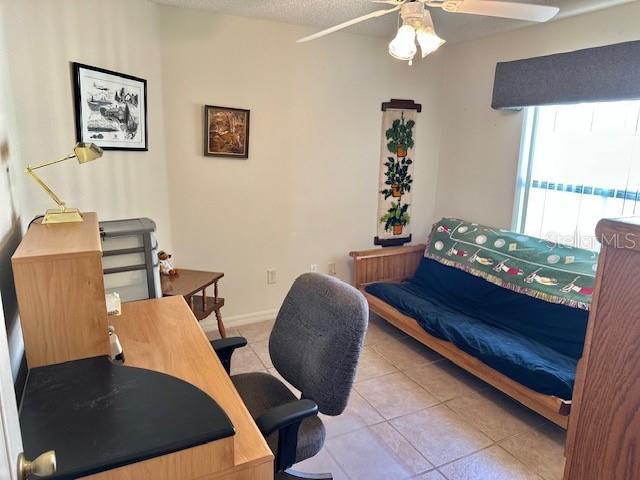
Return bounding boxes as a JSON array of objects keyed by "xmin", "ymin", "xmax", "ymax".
[{"xmin": 297, "ymin": 0, "xmax": 559, "ymax": 64}]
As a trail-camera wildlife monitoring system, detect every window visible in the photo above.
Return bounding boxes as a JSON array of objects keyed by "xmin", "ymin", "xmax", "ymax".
[{"xmin": 513, "ymin": 100, "xmax": 640, "ymax": 249}]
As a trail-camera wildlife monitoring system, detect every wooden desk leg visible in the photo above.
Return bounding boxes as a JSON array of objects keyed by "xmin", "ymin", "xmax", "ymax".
[
  {"xmin": 215, "ymin": 309, "xmax": 226, "ymax": 338},
  {"xmin": 202, "ymin": 287, "xmax": 207, "ymax": 311}
]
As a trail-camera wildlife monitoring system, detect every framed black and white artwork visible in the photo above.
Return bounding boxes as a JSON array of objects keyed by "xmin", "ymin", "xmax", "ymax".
[{"xmin": 72, "ymin": 62, "xmax": 148, "ymax": 151}]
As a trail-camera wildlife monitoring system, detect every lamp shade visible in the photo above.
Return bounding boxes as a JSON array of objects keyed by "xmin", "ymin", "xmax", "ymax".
[
  {"xmin": 416, "ymin": 27, "xmax": 445, "ymax": 58},
  {"xmin": 388, "ymin": 25, "xmax": 417, "ymax": 61},
  {"xmin": 74, "ymin": 142, "xmax": 103, "ymax": 164}
]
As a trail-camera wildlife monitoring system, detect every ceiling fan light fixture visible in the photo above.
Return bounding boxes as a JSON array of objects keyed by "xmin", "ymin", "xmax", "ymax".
[
  {"xmin": 416, "ymin": 26, "xmax": 445, "ymax": 58},
  {"xmin": 388, "ymin": 24, "xmax": 417, "ymax": 63}
]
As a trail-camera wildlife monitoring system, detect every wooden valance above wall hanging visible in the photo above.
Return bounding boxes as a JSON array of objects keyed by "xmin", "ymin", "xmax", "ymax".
[{"xmin": 492, "ymin": 40, "xmax": 640, "ymax": 110}]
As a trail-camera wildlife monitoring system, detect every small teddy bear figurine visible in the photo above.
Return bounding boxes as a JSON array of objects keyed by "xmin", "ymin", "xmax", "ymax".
[{"xmin": 158, "ymin": 250, "xmax": 178, "ymax": 276}]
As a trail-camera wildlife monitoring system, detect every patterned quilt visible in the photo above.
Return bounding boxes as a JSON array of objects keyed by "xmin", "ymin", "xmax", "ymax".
[{"xmin": 425, "ymin": 218, "xmax": 599, "ymax": 310}]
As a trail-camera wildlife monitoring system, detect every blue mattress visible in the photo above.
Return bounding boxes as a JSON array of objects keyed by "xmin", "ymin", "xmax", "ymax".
[{"xmin": 365, "ymin": 258, "xmax": 588, "ymax": 399}]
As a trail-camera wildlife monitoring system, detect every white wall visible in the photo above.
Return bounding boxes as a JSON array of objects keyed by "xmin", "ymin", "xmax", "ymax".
[
  {"xmin": 0, "ymin": 3, "xmax": 24, "ymax": 381},
  {"xmin": 433, "ymin": 1, "xmax": 640, "ymax": 229},
  {"xmin": 159, "ymin": 7, "xmax": 444, "ymax": 321},
  {"xmin": 0, "ymin": 0, "xmax": 173, "ymax": 248},
  {"xmin": 4, "ymin": 0, "xmax": 638, "ymax": 325},
  {"xmin": 1, "ymin": 0, "xmax": 443, "ymax": 326}
]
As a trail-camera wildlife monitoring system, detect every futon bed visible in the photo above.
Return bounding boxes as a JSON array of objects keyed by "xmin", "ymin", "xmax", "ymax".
[{"xmin": 351, "ymin": 218, "xmax": 596, "ymax": 427}]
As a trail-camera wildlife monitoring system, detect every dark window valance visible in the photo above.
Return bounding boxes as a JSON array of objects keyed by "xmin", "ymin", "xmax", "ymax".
[{"xmin": 492, "ymin": 40, "xmax": 640, "ymax": 110}]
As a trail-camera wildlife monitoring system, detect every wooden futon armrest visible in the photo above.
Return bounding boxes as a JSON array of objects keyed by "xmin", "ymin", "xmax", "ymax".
[{"xmin": 349, "ymin": 244, "xmax": 426, "ymax": 289}]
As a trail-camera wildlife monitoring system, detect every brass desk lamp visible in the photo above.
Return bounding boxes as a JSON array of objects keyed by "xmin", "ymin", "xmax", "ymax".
[{"xmin": 25, "ymin": 142, "xmax": 103, "ymax": 224}]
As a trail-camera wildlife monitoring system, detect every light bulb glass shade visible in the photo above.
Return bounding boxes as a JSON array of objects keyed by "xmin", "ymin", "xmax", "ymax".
[
  {"xmin": 388, "ymin": 24, "xmax": 417, "ymax": 61},
  {"xmin": 416, "ymin": 27, "xmax": 445, "ymax": 58},
  {"xmin": 74, "ymin": 142, "xmax": 103, "ymax": 164}
]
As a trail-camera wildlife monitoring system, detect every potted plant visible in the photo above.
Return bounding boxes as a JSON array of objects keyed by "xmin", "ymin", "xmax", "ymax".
[
  {"xmin": 385, "ymin": 113, "xmax": 415, "ymax": 158},
  {"xmin": 381, "ymin": 157, "xmax": 402, "ymax": 198},
  {"xmin": 380, "ymin": 201, "xmax": 410, "ymax": 235},
  {"xmin": 396, "ymin": 156, "xmax": 413, "ymax": 195},
  {"xmin": 381, "ymin": 156, "xmax": 413, "ymax": 199}
]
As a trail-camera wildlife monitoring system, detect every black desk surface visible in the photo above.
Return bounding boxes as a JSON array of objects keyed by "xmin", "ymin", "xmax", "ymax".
[{"xmin": 20, "ymin": 356, "xmax": 235, "ymax": 479}]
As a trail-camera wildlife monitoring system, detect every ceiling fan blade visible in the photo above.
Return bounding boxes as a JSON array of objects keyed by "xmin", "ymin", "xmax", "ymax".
[
  {"xmin": 441, "ymin": 0, "xmax": 559, "ymax": 22},
  {"xmin": 296, "ymin": 6, "xmax": 401, "ymax": 43}
]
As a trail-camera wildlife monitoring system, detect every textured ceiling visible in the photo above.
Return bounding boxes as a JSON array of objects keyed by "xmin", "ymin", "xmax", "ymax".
[{"xmin": 151, "ymin": 0, "xmax": 633, "ymax": 43}]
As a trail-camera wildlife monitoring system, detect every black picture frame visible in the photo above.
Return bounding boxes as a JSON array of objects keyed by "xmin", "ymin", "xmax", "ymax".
[
  {"xmin": 204, "ymin": 105, "xmax": 250, "ymax": 159},
  {"xmin": 72, "ymin": 62, "xmax": 148, "ymax": 151}
]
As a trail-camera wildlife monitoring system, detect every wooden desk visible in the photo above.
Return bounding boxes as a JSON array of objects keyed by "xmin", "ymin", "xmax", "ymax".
[
  {"xmin": 87, "ymin": 296, "xmax": 273, "ymax": 479},
  {"xmin": 12, "ymin": 214, "xmax": 272, "ymax": 479},
  {"xmin": 162, "ymin": 269, "xmax": 226, "ymax": 337}
]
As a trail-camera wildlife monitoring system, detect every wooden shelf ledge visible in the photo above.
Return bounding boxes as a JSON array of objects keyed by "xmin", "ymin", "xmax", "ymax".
[{"xmin": 190, "ymin": 295, "xmax": 224, "ymax": 322}]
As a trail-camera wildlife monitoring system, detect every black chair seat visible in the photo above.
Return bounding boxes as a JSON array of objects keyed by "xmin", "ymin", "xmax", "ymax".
[{"xmin": 231, "ymin": 372, "xmax": 326, "ymax": 463}]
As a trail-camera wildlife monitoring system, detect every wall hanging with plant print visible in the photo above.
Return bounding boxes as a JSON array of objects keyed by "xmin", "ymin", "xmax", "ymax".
[{"xmin": 374, "ymin": 99, "xmax": 421, "ymax": 246}]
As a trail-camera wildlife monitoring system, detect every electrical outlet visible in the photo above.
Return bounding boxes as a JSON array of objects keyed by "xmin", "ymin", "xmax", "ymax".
[
  {"xmin": 267, "ymin": 269, "xmax": 277, "ymax": 284},
  {"xmin": 328, "ymin": 262, "xmax": 337, "ymax": 276},
  {"xmin": 310, "ymin": 264, "xmax": 319, "ymax": 272}
]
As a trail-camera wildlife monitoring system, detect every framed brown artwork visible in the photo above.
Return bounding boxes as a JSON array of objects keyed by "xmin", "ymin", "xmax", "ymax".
[{"xmin": 204, "ymin": 105, "xmax": 250, "ymax": 158}]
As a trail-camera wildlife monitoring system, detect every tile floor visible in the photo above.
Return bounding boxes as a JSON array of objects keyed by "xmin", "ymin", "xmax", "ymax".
[{"xmin": 207, "ymin": 314, "xmax": 567, "ymax": 480}]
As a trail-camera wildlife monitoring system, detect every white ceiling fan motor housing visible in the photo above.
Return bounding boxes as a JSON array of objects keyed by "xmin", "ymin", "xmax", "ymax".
[{"xmin": 400, "ymin": 2, "xmax": 429, "ymax": 27}]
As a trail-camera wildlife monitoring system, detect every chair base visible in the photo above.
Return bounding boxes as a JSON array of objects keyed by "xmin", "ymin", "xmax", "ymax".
[{"xmin": 277, "ymin": 468, "xmax": 332, "ymax": 480}]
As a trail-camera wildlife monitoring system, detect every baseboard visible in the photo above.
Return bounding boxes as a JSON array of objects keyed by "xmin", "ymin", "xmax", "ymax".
[{"xmin": 200, "ymin": 308, "xmax": 279, "ymax": 334}]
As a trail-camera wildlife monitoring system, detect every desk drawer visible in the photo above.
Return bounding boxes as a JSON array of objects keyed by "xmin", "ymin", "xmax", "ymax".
[
  {"xmin": 102, "ymin": 252, "xmax": 146, "ymax": 270},
  {"xmin": 104, "ymin": 270, "xmax": 150, "ymax": 303},
  {"xmin": 102, "ymin": 235, "xmax": 144, "ymax": 252}
]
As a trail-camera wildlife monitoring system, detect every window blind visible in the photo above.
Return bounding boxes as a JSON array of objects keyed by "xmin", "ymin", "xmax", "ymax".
[{"xmin": 517, "ymin": 101, "xmax": 640, "ymax": 249}]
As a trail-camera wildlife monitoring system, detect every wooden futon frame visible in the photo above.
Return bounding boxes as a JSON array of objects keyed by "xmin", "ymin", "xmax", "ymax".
[{"xmin": 349, "ymin": 244, "xmax": 571, "ymax": 428}]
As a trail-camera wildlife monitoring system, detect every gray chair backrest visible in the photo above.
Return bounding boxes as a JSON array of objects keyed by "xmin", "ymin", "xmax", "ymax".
[{"xmin": 269, "ymin": 273, "xmax": 368, "ymax": 416}]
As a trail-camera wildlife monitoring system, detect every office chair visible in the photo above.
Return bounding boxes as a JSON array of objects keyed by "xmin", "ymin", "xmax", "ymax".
[{"xmin": 211, "ymin": 272, "xmax": 368, "ymax": 479}]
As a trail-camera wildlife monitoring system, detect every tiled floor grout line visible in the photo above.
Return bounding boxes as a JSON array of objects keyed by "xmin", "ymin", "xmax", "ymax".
[
  {"xmin": 355, "ymin": 398, "xmax": 486, "ymax": 475},
  {"xmin": 370, "ymin": 345, "xmax": 445, "ymax": 371},
  {"xmin": 496, "ymin": 431, "xmax": 558, "ymax": 480},
  {"xmin": 322, "ymin": 447, "xmax": 354, "ymax": 480},
  {"xmin": 384, "ymin": 419, "xmax": 435, "ymax": 476},
  {"xmin": 325, "ymin": 367, "xmax": 442, "ymax": 478},
  {"xmin": 432, "ymin": 443, "xmax": 497, "ymax": 474},
  {"xmin": 390, "ymin": 403, "xmax": 500, "ymax": 471},
  {"xmin": 353, "ymin": 369, "xmax": 401, "ymax": 388},
  {"xmin": 439, "ymin": 398, "xmax": 559, "ymax": 479},
  {"xmin": 323, "ymin": 416, "xmax": 436, "ymax": 476},
  {"xmin": 358, "ymin": 369, "xmax": 450, "ymax": 422},
  {"xmin": 324, "ymin": 420, "xmax": 382, "ymax": 440},
  {"xmin": 247, "ymin": 343, "xmax": 271, "ymax": 371},
  {"xmin": 433, "ymin": 468, "xmax": 447, "ymax": 480},
  {"xmin": 408, "ymin": 467, "xmax": 443, "ymax": 480},
  {"xmin": 351, "ymin": 369, "xmax": 448, "ymax": 425},
  {"xmin": 435, "ymin": 467, "xmax": 451, "ymax": 480},
  {"xmin": 429, "ymin": 432, "xmax": 546, "ymax": 479}
]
